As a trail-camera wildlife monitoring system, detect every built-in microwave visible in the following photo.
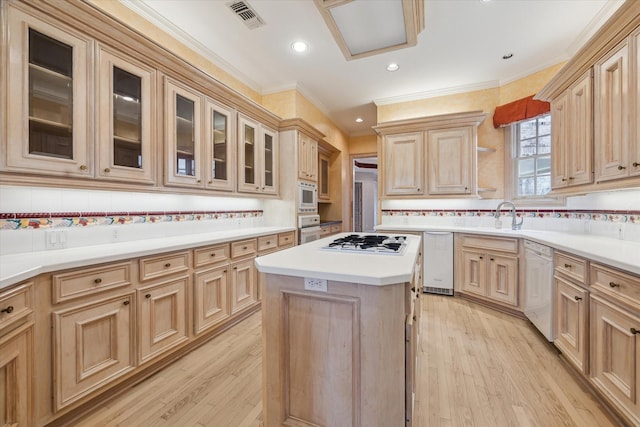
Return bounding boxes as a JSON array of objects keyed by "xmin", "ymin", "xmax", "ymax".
[{"xmin": 297, "ymin": 181, "xmax": 317, "ymax": 213}]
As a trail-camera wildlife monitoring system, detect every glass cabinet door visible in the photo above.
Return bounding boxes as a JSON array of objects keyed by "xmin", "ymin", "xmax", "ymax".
[
  {"xmin": 97, "ymin": 46, "xmax": 155, "ymax": 183},
  {"xmin": 164, "ymin": 78, "xmax": 202, "ymax": 187},
  {"xmin": 261, "ymin": 127, "xmax": 278, "ymax": 194},
  {"xmin": 205, "ymin": 100, "xmax": 235, "ymax": 191},
  {"xmin": 319, "ymin": 154, "xmax": 330, "ymax": 199},
  {"xmin": 5, "ymin": 7, "xmax": 91, "ymax": 176},
  {"xmin": 238, "ymin": 115, "xmax": 258, "ymax": 192}
]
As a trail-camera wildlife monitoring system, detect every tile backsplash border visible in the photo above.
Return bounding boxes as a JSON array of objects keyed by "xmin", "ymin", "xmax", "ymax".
[
  {"xmin": 382, "ymin": 209, "xmax": 640, "ymax": 223},
  {"xmin": 0, "ymin": 210, "xmax": 263, "ymax": 230}
]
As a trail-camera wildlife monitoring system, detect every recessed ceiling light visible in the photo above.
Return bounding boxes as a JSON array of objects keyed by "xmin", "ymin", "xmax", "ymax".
[
  {"xmin": 355, "ymin": 117, "xmax": 364, "ymax": 123},
  {"xmin": 291, "ymin": 41, "xmax": 308, "ymax": 53},
  {"xmin": 502, "ymin": 53, "xmax": 514, "ymax": 60},
  {"xmin": 386, "ymin": 63, "xmax": 399, "ymax": 72}
]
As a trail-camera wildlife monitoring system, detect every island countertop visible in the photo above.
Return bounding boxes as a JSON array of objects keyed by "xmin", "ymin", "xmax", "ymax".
[{"xmin": 254, "ymin": 233, "xmax": 421, "ymax": 286}]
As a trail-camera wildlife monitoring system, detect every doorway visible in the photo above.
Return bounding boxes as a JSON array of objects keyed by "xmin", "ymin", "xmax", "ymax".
[{"xmin": 352, "ymin": 156, "xmax": 377, "ymax": 233}]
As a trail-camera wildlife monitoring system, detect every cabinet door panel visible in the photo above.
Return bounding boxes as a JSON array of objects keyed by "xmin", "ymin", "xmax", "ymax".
[
  {"xmin": 633, "ymin": 29, "xmax": 640, "ymax": 177},
  {"xmin": 551, "ymin": 92, "xmax": 569, "ymax": 188},
  {"xmin": 383, "ymin": 133, "xmax": 423, "ymax": 195},
  {"xmin": 194, "ymin": 266, "xmax": 230, "ymax": 335},
  {"xmin": 96, "ymin": 46, "xmax": 155, "ymax": 183},
  {"xmin": 138, "ymin": 277, "xmax": 189, "ymax": 364},
  {"xmin": 487, "ymin": 254, "xmax": 518, "ymax": 306},
  {"xmin": 568, "ymin": 70, "xmax": 593, "ymax": 186},
  {"xmin": 238, "ymin": 115, "xmax": 259, "ymax": 193},
  {"xmin": 53, "ymin": 293, "xmax": 135, "ymax": 410},
  {"xmin": 461, "ymin": 250, "xmax": 486, "ymax": 296},
  {"xmin": 590, "ymin": 295, "xmax": 640, "ymax": 425},
  {"xmin": 204, "ymin": 99, "xmax": 235, "ymax": 191},
  {"xmin": 5, "ymin": 7, "xmax": 91, "ymax": 177},
  {"xmin": 595, "ymin": 42, "xmax": 630, "ymax": 181},
  {"xmin": 231, "ymin": 258, "xmax": 257, "ymax": 314},
  {"xmin": 0, "ymin": 325, "xmax": 33, "ymax": 427},
  {"xmin": 553, "ymin": 276, "xmax": 588, "ymax": 373},
  {"xmin": 262, "ymin": 127, "xmax": 278, "ymax": 194},
  {"xmin": 427, "ymin": 127, "xmax": 473, "ymax": 194}
]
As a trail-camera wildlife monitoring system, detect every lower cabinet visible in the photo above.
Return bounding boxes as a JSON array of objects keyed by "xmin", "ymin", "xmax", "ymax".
[
  {"xmin": 553, "ymin": 275, "xmax": 589, "ymax": 373},
  {"xmin": 230, "ymin": 258, "xmax": 257, "ymax": 314},
  {"xmin": 193, "ymin": 264, "xmax": 230, "ymax": 335},
  {"xmin": 457, "ymin": 235, "xmax": 519, "ymax": 308},
  {"xmin": 52, "ymin": 292, "xmax": 136, "ymax": 411},
  {"xmin": 0, "ymin": 323, "xmax": 33, "ymax": 427},
  {"xmin": 137, "ymin": 276, "xmax": 190, "ymax": 364}
]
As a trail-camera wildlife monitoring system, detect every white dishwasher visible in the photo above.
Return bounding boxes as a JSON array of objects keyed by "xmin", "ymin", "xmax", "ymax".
[
  {"xmin": 423, "ymin": 232, "xmax": 454, "ymax": 295},
  {"xmin": 523, "ymin": 240, "xmax": 554, "ymax": 341}
]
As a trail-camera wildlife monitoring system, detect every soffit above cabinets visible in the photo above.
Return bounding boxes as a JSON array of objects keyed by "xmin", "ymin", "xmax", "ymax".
[{"xmin": 313, "ymin": 0, "xmax": 425, "ymax": 61}]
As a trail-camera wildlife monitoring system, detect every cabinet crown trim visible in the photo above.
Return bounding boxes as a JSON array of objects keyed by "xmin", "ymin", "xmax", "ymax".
[
  {"xmin": 279, "ymin": 118, "xmax": 326, "ymax": 140},
  {"xmin": 373, "ymin": 110, "xmax": 487, "ymax": 135}
]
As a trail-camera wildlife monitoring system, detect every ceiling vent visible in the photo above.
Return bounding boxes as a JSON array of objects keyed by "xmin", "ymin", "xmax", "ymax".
[{"xmin": 226, "ymin": 1, "xmax": 265, "ymax": 30}]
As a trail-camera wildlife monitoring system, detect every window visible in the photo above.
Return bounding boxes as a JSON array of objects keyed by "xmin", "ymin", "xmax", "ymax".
[
  {"xmin": 515, "ymin": 114, "xmax": 551, "ymax": 197},
  {"xmin": 504, "ymin": 113, "xmax": 562, "ymax": 205}
]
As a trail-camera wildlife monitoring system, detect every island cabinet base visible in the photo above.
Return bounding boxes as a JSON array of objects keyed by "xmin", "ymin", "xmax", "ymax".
[{"xmin": 261, "ymin": 273, "xmax": 408, "ymax": 427}]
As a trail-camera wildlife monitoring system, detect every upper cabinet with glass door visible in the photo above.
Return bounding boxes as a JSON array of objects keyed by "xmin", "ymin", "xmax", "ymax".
[
  {"xmin": 238, "ymin": 114, "xmax": 278, "ymax": 195},
  {"xmin": 164, "ymin": 77, "xmax": 203, "ymax": 188},
  {"xmin": 4, "ymin": 6, "xmax": 91, "ymax": 177},
  {"xmin": 204, "ymin": 100, "xmax": 235, "ymax": 191},
  {"xmin": 96, "ymin": 45, "xmax": 155, "ymax": 184}
]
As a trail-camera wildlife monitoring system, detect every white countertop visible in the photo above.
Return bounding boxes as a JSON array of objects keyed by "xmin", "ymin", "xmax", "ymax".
[
  {"xmin": 0, "ymin": 226, "xmax": 294, "ymax": 290},
  {"xmin": 376, "ymin": 225, "xmax": 640, "ymax": 276},
  {"xmin": 254, "ymin": 233, "xmax": 422, "ymax": 286}
]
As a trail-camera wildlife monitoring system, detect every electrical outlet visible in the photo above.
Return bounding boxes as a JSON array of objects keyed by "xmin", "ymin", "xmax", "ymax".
[
  {"xmin": 304, "ymin": 277, "xmax": 327, "ymax": 292},
  {"xmin": 45, "ymin": 230, "xmax": 68, "ymax": 250},
  {"xmin": 112, "ymin": 228, "xmax": 120, "ymax": 241}
]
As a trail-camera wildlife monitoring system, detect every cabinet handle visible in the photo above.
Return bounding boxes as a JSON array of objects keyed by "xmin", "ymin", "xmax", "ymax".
[
  {"xmin": 416, "ymin": 293, "xmax": 420, "ymax": 299},
  {"xmin": 266, "ymin": 241, "xmax": 271, "ymax": 244},
  {"xmin": 0, "ymin": 306, "xmax": 14, "ymax": 314},
  {"xmin": 631, "ymin": 328, "xmax": 639, "ymax": 335},
  {"xmin": 618, "ymin": 165, "xmax": 626, "ymax": 170},
  {"xmin": 243, "ymin": 246, "xmax": 247, "ymax": 250},
  {"xmin": 145, "ymin": 294, "xmax": 151, "ymax": 299},
  {"xmin": 561, "ymin": 178, "xmax": 567, "ymax": 182},
  {"xmin": 411, "ymin": 287, "xmax": 416, "ymax": 292},
  {"xmin": 574, "ymin": 296, "xmax": 582, "ymax": 301},
  {"xmin": 197, "ymin": 179, "xmax": 201, "ymax": 183},
  {"xmin": 256, "ymin": 186, "xmax": 260, "ymax": 190},
  {"xmin": 633, "ymin": 162, "xmax": 639, "ymax": 167},
  {"xmin": 94, "ymin": 278, "xmax": 102, "ymax": 284},
  {"xmin": 413, "ymin": 315, "xmax": 417, "ymax": 322},
  {"xmin": 233, "ymin": 266, "xmax": 238, "ymax": 270},
  {"xmin": 417, "ymin": 188, "xmax": 420, "ymax": 192},
  {"xmin": 79, "ymin": 164, "xmax": 87, "ymax": 171},
  {"xmin": 609, "ymin": 281, "xmax": 620, "ymax": 288},
  {"xmin": 164, "ymin": 263, "xmax": 171, "ymax": 268},
  {"xmin": 104, "ymin": 168, "xmax": 110, "ymax": 173},
  {"xmin": 210, "ymin": 253, "xmax": 216, "ymax": 257},
  {"xmin": 564, "ymin": 263, "xmax": 571, "ymax": 268},
  {"xmin": 568, "ymin": 177, "xmax": 575, "ymax": 180},
  {"xmin": 123, "ymin": 300, "xmax": 130, "ymax": 306},
  {"xmin": 223, "ymin": 269, "xmax": 227, "ymax": 273}
]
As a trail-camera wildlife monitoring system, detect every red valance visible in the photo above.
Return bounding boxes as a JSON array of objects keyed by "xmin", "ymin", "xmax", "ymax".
[{"xmin": 492, "ymin": 95, "xmax": 550, "ymax": 128}]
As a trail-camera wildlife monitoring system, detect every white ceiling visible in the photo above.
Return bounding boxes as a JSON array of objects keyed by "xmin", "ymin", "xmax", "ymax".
[{"xmin": 124, "ymin": 0, "xmax": 622, "ymax": 136}]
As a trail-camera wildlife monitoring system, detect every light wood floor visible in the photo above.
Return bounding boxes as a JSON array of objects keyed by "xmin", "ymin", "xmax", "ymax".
[{"xmin": 75, "ymin": 295, "xmax": 619, "ymax": 427}]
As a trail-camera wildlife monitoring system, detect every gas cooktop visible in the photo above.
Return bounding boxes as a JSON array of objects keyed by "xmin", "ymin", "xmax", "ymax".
[{"xmin": 320, "ymin": 234, "xmax": 408, "ymax": 255}]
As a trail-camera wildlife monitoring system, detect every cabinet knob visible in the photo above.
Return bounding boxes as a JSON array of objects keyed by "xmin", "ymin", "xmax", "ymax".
[
  {"xmin": 631, "ymin": 328, "xmax": 639, "ymax": 335},
  {"xmin": 164, "ymin": 263, "xmax": 171, "ymax": 268},
  {"xmin": 413, "ymin": 315, "xmax": 417, "ymax": 322},
  {"xmin": 564, "ymin": 263, "xmax": 571, "ymax": 268},
  {"xmin": 256, "ymin": 186, "xmax": 260, "ymax": 190},
  {"xmin": 417, "ymin": 188, "xmax": 420, "ymax": 192},
  {"xmin": 210, "ymin": 253, "xmax": 216, "ymax": 257},
  {"xmin": 633, "ymin": 162, "xmax": 639, "ymax": 168},
  {"xmin": 104, "ymin": 168, "xmax": 110, "ymax": 173},
  {"xmin": 0, "ymin": 306, "xmax": 14, "ymax": 314},
  {"xmin": 479, "ymin": 256, "xmax": 483, "ymax": 259},
  {"xmin": 490, "ymin": 258, "xmax": 494, "ymax": 261},
  {"xmin": 197, "ymin": 179, "xmax": 201, "ymax": 183},
  {"xmin": 242, "ymin": 246, "xmax": 247, "ymax": 250},
  {"xmin": 568, "ymin": 177, "xmax": 575, "ymax": 180},
  {"xmin": 464, "ymin": 187, "xmax": 468, "ymax": 191},
  {"xmin": 574, "ymin": 296, "xmax": 582, "ymax": 301},
  {"xmin": 618, "ymin": 165, "xmax": 627, "ymax": 170},
  {"xmin": 267, "ymin": 241, "xmax": 271, "ymax": 244},
  {"xmin": 561, "ymin": 178, "xmax": 567, "ymax": 182},
  {"xmin": 94, "ymin": 278, "xmax": 102, "ymax": 284},
  {"xmin": 208, "ymin": 180, "xmax": 213, "ymax": 184},
  {"xmin": 145, "ymin": 294, "xmax": 151, "ymax": 299},
  {"xmin": 609, "ymin": 281, "xmax": 620, "ymax": 288},
  {"xmin": 123, "ymin": 300, "xmax": 130, "ymax": 306}
]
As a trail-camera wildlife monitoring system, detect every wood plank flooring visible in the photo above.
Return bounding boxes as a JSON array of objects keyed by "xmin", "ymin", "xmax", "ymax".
[{"xmin": 75, "ymin": 295, "xmax": 620, "ymax": 427}]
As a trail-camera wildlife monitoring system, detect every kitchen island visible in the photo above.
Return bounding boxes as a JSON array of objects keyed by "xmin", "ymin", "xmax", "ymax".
[{"xmin": 255, "ymin": 233, "xmax": 422, "ymax": 427}]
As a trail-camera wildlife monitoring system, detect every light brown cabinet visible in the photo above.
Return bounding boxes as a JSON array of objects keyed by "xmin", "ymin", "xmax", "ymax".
[
  {"xmin": 426, "ymin": 127, "xmax": 474, "ymax": 194},
  {"xmin": 554, "ymin": 274, "xmax": 589, "ymax": 373},
  {"xmin": 456, "ymin": 234, "xmax": 519, "ymax": 309},
  {"xmin": 382, "ymin": 132, "xmax": 424, "ymax": 196},
  {"xmin": 96, "ymin": 44, "xmax": 156, "ymax": 184},
  {"xmin": 52, "ymin": 292, "xmax": 136, "ymax": 411},
  {"xmin": 238, "ymin": 114, "xmax": 278, "ymax": 195},
  {"xmin": 4, "ymin": 6, "xmax": 92, "ymax": 178},
  {"xmin": 194, "ymin": 264, "xmax": 230, "ymax": 335},
  {"xmin": 230, "ymin": 258, "xmax": 257, "ymax": 314},
  {"xmin": 298, "ymin": 133, "xmax": 318, "ymax": 182},
  {"xmin": 551, "ymin": 70, "xmax": 593, "ymax": 189},
  {"xmin": 137, "ymin": 276, "xmax": 190, "ymax": 364},
  {"xmin": 318, "ymin": 152, "xmax": 331, "ymax": 200}
]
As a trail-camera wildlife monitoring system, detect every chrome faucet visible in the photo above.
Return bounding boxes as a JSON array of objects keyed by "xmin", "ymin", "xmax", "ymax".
[{"xmin": 494, "ymin": 201, "xmax": 523, "ymax": 230}]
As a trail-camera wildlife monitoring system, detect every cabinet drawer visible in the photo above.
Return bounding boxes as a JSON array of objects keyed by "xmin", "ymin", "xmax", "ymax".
[
  {"xmin": 330, "ymin": 224, "xmax": 342, "ymax": 233},
  {"xmin": 139, "ymin": 251, "xmax": 190, "ymax": 281},
  {"xmin": 320, "ymin": 226, "xmax": 331, "ymax": 236},
  {"xmin": 231, "ymin": 239, "xmax": 257, "ymax": 259},
  {"xmin": 0, "ymin": 282, "xmax": 33, "ymax": 331},
  {"xmin": 258, "ymin": 235, "xmax": 278, "ymax": 252},
  {"xmin": 194, "ymin": 244, "xmax": 229, "ymax": 268},
  {"xmin": 554, "ymin": 252, "xmax": 587, "ymax": 284},
  {"xmin": 278, "ymin": 231, "xmax": 295, "ymax": 247},
  {"xmin": 53, "ymin": 262, "xmax": 132, "ymax": 303},
  {"xmin": 460, "ymin": 235, "xmax": 518, "ymax": 253},
  {"xmin": 590, "ymin": 263, "xmax": 640, "ymax": 309}
]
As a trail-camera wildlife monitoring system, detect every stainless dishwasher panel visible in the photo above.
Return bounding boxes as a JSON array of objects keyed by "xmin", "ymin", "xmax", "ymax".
[
  {"xmin": 524, "ymin": 240, "xmax": 554, "ymax": 341},
  {"xmin": 423, "ymin": 231, "xmax": 454, "ymax": 295}
]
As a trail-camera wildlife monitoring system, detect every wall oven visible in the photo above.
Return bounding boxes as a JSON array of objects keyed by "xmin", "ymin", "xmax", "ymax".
[
  {"xmin": 297, "ymin": 181, "xmax": 317, "ymax": 213},
  {"xmin": 298, "ymin": 215, "xmax": 321, "ymax": 244}
]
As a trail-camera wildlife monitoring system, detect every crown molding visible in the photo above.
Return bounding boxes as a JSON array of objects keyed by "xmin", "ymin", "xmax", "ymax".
[{"xmin": 373, "ymin": 80, "xmax": 499, "ymax": 106}]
